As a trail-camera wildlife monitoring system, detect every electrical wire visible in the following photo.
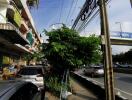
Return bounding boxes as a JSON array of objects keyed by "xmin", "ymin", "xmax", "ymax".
[
  {"xmin": 77, "ymin": 9, "xmax": 99, "ymax": 32},
  {"xmin": 79, "ymin": 0, "xmax": 112, "ymax": 32},
  {"xmin": 65, "ymin": 0, "xmax": 75, "ymax": 24},
  {"xmin": 67, "ymin": 0, "xmax": 78, "ymax": 26},
  {"xmin": 59, "ymin": 0, "xmax": 64, "ymax": 23},
  {"xmin": 73, "ymin": 0, "xmax": 112, "ymax": 32}
]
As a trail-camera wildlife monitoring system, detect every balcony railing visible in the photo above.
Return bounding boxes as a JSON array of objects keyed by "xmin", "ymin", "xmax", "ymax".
[
  {"xmin": 0, "ymin": 0, "xmax": 10, "ymax": 6},
  {"xmin": 20, "ymin": 19, "xmax": 29, "ymax": 33},
  {"xmin": 7, "ymin": 1, "xmax": 22, "ymax": 27},
  {"xmin": 0, "ymin": 23, "xmax": 29, "ymax": 45}
]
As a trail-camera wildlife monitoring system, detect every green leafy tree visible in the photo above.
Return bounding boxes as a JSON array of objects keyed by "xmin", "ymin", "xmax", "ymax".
[
  {"xmin": 113, "ymin": 49, "xmax": 132, "ymax": 64},
  {"xmin": 22, "ymin": 43, "xmax": 44, "ymax": 65},
  {"xmin": 42, "ymin": 25, "xmax": 101, "ymax": 97},
  {"xmin": 43, "ymin": 26, "xmax": 101, "ymax": 70}
]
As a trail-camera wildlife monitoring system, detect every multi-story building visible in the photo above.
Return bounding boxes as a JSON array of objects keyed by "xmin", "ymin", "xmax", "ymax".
[{"xmin": 0, "ymin": 0, "xmax": 42, "ymax": 67}]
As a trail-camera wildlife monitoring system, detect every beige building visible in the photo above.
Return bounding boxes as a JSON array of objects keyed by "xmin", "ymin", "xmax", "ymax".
[{"xmin": 0, "ymin": 0, "xmax": 42, "ymax": 67}]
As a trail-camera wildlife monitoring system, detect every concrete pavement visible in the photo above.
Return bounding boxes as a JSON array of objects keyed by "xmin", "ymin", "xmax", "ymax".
[
  {"xmin": 45, "ymin": 78, "xmax": 99, "ymax": 100},
  {"xmin": 68, "ymin": 78, "xmax": 98, "ymax": 100}
]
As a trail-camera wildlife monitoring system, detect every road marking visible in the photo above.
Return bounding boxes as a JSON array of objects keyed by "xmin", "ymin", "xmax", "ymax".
[
  {"xmin": 75, "ymin": 73, "xmax": 132, "ymax": 97},
  {"xmin": 115, "ymin": 88, "xmax": 132, "ymax": 96},
  {"xmin": 86, "ymin": 77, "xmax": 132, "ymax": 97}
]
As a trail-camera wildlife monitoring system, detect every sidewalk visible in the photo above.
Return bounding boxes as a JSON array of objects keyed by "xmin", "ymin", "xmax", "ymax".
[
  {"xmin": 68, "ymin": 78, "xmax": 98, "ymax": 100},
  {"xmin": 45, "ymin": 92, "xmax": 59, "ymax": 100},
  {"xmin": 45, "ymin": 78, "xmax": 98, "ymax": 100}
]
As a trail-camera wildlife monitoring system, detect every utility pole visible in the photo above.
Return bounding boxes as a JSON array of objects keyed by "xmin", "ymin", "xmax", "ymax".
[
  {"xmin": 98, "ymin": 0, "xmax": 115, "ymax": 100},
  {"xmin": 130, "ymin": 0, "xmax": 132, "ymax": 8}
]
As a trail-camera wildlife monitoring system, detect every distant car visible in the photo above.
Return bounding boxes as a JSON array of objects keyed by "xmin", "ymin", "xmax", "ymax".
[
  {"xmin": 84, "ymin": 65, "xmax": 104, "ymax": 77},
  {"xmin": 0, "ymin": 80, "xmax": 41, "ymax": 100},
  {"xmin": 115, "ymin": 64, "xmax": 132, "ymax": 68},
  {"xmin": 16, "ymin": 66, "xmax": 44, "ymax": 89}
]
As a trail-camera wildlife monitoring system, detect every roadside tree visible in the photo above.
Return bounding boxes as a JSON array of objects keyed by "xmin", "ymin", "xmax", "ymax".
[{"xmin": 42, "ymin": 25, "xmax": 101, "ymax": 97}]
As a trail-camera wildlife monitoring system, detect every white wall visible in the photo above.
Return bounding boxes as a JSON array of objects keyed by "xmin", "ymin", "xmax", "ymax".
[{"xmin": 0, "ymin": 0, "xmax": 9, "ymax": 23}]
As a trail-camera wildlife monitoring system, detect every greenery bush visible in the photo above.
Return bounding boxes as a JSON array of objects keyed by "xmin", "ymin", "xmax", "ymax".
[{"xmin": 42, "ymin": 25, "xmax": 102, "ymax": 97}]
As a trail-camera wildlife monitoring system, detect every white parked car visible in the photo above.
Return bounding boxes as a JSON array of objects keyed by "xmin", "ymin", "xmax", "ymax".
[{"xmin": 16, "ymin": 66, "xmax": 44, "ymax": 89}]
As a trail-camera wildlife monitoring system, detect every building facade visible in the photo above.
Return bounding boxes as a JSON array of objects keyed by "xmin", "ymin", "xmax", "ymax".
[{"xmin": 0, "ymin": 0, "xmax": 42, "ymax": 67}]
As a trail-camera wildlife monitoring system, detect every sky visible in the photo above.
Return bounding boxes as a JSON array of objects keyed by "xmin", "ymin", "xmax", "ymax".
[
  {"xmin": 31, "ymin": 0, "xmax": 132, "ymax": 54},
  {"xmin": 31, "ymin": 0, "xmax": 85, "ymax": 32}
]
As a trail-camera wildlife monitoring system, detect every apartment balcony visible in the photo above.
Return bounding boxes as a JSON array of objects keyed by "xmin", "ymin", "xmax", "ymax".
[
  {"xmin": 21, "ymin": 9, "xmax": 29, "ymax": 21},
  {"xmin": 0, "ymin": 23, "xmax": 29, "ymax": 45},
  {"xmin": 0, "ymin": 36, "xmax": 31, "ymax": 56},
  {"xmin": 12, "ymin": 0, "xmax": 23, "ymax": 9},
  {"xmin": 6, "ymin": 1, "xmax": 22, "ymax": 27},
  {"xmin": 0, "ymin": 0, "xmax": 10, "ymax": 7},
  {"xmin": 0, "ymin": 0, "xmax": 10, "ymax": 23},
  {"xmin": 26, "ymin": 31, "xmax": 35, "ymax": 46},
  {"xmin": 20, "ymin": 19, "xmax": 29, "ymax": 33}
]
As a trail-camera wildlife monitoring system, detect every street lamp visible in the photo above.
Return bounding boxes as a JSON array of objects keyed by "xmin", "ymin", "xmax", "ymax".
[{"xmin": 115, "ymin": 22, "xmax": 123, "ymax": 38}]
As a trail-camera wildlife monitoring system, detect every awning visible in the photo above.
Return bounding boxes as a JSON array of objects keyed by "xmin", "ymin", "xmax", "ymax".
[
  {"xmin": 0, "ymin": 23, "xmax": 29, "ymax": 45},
  {"xmin": 14, "ymin": 44, "xmax": 31, "ymax": 54},
  {"xmin": 0, "ymin": 36, "xmax": 32, "ymax": 56}
]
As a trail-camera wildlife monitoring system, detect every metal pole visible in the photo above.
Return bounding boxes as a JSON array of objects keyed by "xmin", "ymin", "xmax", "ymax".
[
  {"xmin": 130, "ymin": 0, "xmax": 132, "ymax": 8},
  {"xmin": 98, "ymin": 0, "xmax": 115, "ymax": 100}
]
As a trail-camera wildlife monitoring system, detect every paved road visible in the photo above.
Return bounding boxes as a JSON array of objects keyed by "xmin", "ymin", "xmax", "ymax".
[{"xmin": 76, "ymin": 70, "xmax": 132, "ymax": 100}]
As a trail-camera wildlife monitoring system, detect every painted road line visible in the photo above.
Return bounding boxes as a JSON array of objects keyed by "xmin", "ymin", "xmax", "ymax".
[
  {"xmin": 75, "ymin": 73, "xmax": 132, "ymax": 98},
  {"xmin": 88, "ymin": 77, "xmax": 132, "ymax": 97}
]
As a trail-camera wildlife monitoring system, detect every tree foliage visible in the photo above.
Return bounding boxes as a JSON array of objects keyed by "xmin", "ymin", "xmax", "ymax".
[
  {"xmin": 113, "ymin": 49, "xmax": 132, "ymax": 64},
  {"xmin": 43, "ymin": 25, "xmax": 101, "ymax": 70},
  {"xmin": 23, "ymin": 48, "xmax": 44, "ymax": 65},
  {"xmin": 42, "ymin": 26, "xmax": 102, "ymax": 97}
]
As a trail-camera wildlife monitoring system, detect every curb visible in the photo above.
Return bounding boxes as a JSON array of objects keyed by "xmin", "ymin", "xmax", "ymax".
[{"xmin": 71, "ymin": 72, "xmax": 128, "ymax": 100}]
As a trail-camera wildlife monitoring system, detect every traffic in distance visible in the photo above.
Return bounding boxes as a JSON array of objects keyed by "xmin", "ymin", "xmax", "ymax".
[{"xmin": 78, "ymin": 63, "xmax": 132, "ymax": 100}]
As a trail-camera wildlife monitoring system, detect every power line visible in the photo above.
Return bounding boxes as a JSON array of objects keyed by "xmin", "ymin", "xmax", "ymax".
[
  {"xmin": 77, "ymin": 9, "xmax": 99, "ymax": 32},
  {"xmin": 79, "ymin": 0, "xmax": 112, "ymax": 32},
  {"xmin": 59, "ymin": 0, "xmax": 64, "ymax": 23},
  {"xmin": 67, "ymin": 0, "xmax": 78, "ymax": 25},
  {"xmin": 72, "ymin": 0, "xmax": 112, "ymax": 32},
  {"xmin": 65, "ymin": 0, "xmax": 75, "ymax": 24}
]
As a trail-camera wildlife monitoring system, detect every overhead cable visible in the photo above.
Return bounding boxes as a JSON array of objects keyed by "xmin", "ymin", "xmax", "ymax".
[
  {"xmin": 59, "ymin": 0, "xmax": 64, "ymax": 23},
  {"xmin": 67, "ymin": 0, "xmax": 78, "ymax": 25},
  {"xmin": 65, "ymin": 0, "xmax": 75, "ymax": 23}
]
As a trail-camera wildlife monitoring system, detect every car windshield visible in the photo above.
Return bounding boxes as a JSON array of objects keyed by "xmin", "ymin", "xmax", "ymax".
[{"xmin": 18, "ymin": 67, "xmax": 42, "ymax": 75}]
